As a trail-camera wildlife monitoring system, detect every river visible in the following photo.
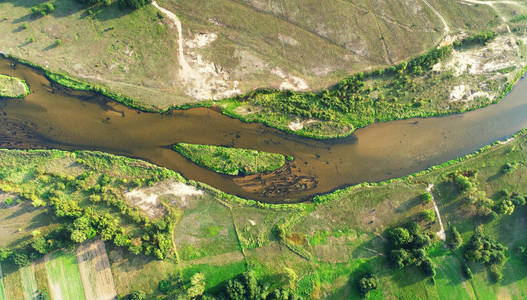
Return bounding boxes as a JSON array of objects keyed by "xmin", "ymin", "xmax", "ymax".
[{"xmin": 0, "ymin": 57, "xmax": 526, "ymax": 203}]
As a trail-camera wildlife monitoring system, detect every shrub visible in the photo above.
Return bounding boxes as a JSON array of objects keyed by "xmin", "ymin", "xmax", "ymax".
[
  {"xmin": 446, "ymin": 226, "xmax": 462, "ymax": 249},
  {"xmin": 420, "ymin": 209, "xmax": 436, "ymax": 222},
  {"xmin": 462, "ymin": 264, "xmax": 473, "ymax": 279},
  {"xmin": 510, "ymin": 194, "xmax": 526, "ymax": 207},
  {"xmin": 357, "ymin": 273, "xmax": 378, "ymax": 296},
  {"xmin": 495, "ymin": 199, "xmax": 515, "ymax": 215},
  {"xmin": 388, "ymin": 227, "xmax": 413, "ymax": 248},
  {"xmin": 31, "ymin": 3, "xmax": 55, "ymax": 16},
  {"xmin": 12, "ymin": 253, "xmax": 30, "ymax": 267},
  {"xmin": 128, "ymin": 290, "xmax": 146, "ymax": 300},
  {"xmin": 421, "ymin": 192, "xmax": 432, "ymax": 203}
]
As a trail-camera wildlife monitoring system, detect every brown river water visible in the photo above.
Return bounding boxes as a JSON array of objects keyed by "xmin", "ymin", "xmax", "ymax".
[{"xmin": 1, "ymin": 58, "xmax": 527, "ymax": 203}]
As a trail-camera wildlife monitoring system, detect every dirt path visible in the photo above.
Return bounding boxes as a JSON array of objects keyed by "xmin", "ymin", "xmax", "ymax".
[
  {"xmin": 427, "ymin": 184, "xmax": 446, "ymax": 241},
  {"xmin": 152, "ymin": 1, "xmax": 191, "ymax": 75},
  {"xmin": 422, "ymin": 0, "xmax": 450, "ymax": 33},
  {"xmin": 76, "ymin": 240, "xmax": 117, "ymax": 300},
  {"xmin": 152, "ymin": 1, "xmax": 240, "ymax": 100}
]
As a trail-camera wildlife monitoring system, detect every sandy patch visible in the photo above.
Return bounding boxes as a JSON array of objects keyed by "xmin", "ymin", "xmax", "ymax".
[
  {"xmin": 125, "ymin": 180, "xmax": 204, "ymax": 217},
  {"xmin": 427, "ymin": 184, "xmax": 445, "ymax": 241},
  {"xmin": 76, "ymin": 240, "xmax": 117, "ymax": 300},
  {"xmin": 278, "ymin": 34, "xmax": 299, "ymax": 46},
  {"xmin": 288, "ymin": 119, "xmax": 316, "ymax": 131},
  {"xmin": 153, "ymin": 2, "xmax": 241, "ymax": 100},
  {"xmin": 271, "ymin": 67, "xmax": 309, "ymax": 91},
  {"xmin": 449, "ymin": 85, "xmax": 466, "ymax": 101}
]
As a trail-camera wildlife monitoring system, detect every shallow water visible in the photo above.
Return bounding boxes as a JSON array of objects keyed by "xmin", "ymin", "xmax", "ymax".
[{"xmin": 0, "ymin": 58, "xmax": 526, "ymax": 202}]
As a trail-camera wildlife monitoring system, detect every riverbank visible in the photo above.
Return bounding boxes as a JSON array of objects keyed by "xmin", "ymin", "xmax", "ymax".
[{"xmin": 4, "ymin": 29, "xmax": 526, "ymax": 140}]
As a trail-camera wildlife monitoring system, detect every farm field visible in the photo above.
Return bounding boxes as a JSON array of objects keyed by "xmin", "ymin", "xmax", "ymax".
[
  {"xmin": 76, "ymin": 240, "xmax": 117, "ymax": 300},
  {"xmin": 19, "ymin": 265, "xmax": 38, "ymax": 300},
  {"xmin": 45, "ymin": 251, "xmax": 86, "ymax": 300}
]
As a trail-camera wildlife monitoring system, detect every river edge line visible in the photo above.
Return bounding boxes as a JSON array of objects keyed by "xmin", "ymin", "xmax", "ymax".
[{"xmin": 2, "ymin": 45, "xmax": 526, "ymax": 140}]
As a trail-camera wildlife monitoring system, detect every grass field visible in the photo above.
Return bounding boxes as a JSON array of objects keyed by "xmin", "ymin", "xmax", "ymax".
[
  {"xmin": 2, "ymin": 262, "xmax": 25, "ymax": 300},
  {"xmin": 173, "ymin": 143, "xmax": 286, "ymax": 175},
  {"xmin": 76, "ymin": 240, "xmax": 117, "ymax": 300},
  {"xmin": 45, "ymin": 251, "xmax": 86, "ymax": 300}
]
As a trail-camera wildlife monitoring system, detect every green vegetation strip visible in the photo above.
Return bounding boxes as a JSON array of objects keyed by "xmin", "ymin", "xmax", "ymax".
[
  {"xmin": 0, "ymin": 74, "xmax": 29, "ymax": 98},
  {"xmin": 173, "ymin": 143, "xmax": 286, "ymax": 176},
  {"xmin": 0, "ymin": 264, "xmax": 5, "ymax": 300},
  {"xmin": 45, "ymin": 251, "xmax": 86, "ymax": 300}
]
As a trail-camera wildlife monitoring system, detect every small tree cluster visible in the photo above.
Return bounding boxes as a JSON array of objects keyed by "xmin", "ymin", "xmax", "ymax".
[
  {"xmin": 387, "ymin": 222, "xmax": 436, "ymax": 278},
  {"xmin": 357, "ymin": 272, "xmax": 378, "ymax": 297},
  {"xmin": 464, "ymin": 229, "xmax": 507, "ymax": 282},
  {"xmin": 446, "ymin": 226, "xmax": 462, "ymax": 250}
]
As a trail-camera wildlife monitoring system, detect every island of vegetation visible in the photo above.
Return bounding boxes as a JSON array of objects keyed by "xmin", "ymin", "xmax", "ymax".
[
  {"xmin": 0, "ymin": 74, "xmax": 29, "ymax": 98},
  {"xmin": 173, "ymin": 143, "xmax": 286, "ymax": 176}
]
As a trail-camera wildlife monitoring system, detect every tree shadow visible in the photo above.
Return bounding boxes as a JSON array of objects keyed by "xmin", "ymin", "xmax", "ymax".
[{"xmin": 394, "ymin": 194, "xmax": 422, "ymax": 213}]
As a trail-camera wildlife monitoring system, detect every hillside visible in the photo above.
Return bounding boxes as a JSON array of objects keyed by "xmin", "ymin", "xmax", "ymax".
[{"xmin": 0, "ymin": 0, "xmax": 506, "ymax": 109}]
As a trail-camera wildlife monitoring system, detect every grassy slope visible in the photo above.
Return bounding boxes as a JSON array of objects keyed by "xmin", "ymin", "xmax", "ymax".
[
  {"xmin": 45, "ymin": 251, "xmax": 86, "ymax": 300},
  {"xmin": 173, "ymin": 143, "xmax": 286, "ymax": 175},
  {"xmin": 0, "ymin": 74, "xmax": 28, "ymax": 98},
  {"xmin": 0, "ymin": 0, "xmax": 501, "ymax": 109}
]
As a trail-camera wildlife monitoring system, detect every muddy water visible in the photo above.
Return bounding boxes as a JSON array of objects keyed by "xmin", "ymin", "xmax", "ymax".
[{"xmin": 1, "ymin": 58, "xmax": 527, "ymax": 203}]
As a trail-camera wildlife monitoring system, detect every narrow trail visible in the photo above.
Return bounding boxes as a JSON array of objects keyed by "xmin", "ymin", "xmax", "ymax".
[
  {"xmin": 422, "ymin": 0, "xmax": 450, "ymax": 34},
  {"xmin": 152, "ymin": 1, "xmax": 191, "ymax": 73},
  {"xmin": 427, "ymin": 184, "xmax": 446, "ymax": 241}
]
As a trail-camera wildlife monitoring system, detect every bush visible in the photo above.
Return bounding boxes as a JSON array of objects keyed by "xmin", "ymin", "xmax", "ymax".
[
  {"xmin": 31, "ymin": 3, "xmax": 55, "ymax": 16},
  {"xmin": 118, "ymin": 0, "xmax": 151, "ymax": 9},
  {"xmin": 421, "ymin": 192, "xmax": 432, "ymax": 203},
  {"xmin": 454, "ymin": 31, "xmax": 497, "ymax": 48},
  {"xmin": 357, "ymin": 273, "xmax": 378, "ymax": 296},
  {"xmin": 462, "ymin": 264, "xmax": 473, "ymax": 279},
  {"xmin": 388, "ymin": 227, "xmax": 412, "ymax": 248},
  {"xmin": 420, "ymin": 209, "xmax": 436, "ymax": 222},
  {"xmin": 11, "ymin": 253, "xmax": 30, "ymax": 267},
  {"xmin": 495, "ymin": 199, "xmax": 515, "ymax": 215},
  {"xmin": 128, "ymin": 290, "xmax": 146, "ymax": 300},
  {"xmin": 446, "ymin": 226, "xmax": 462, "ymax": 249}
]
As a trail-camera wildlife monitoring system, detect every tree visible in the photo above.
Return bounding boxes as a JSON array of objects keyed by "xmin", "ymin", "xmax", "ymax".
[
  {"xmin": 225, "ymin": 279, "xmax": 245, "ymax": 300},
  {"xmin": 187, "ymin": 273, "xmax": 206, "ymax": 299},
  {"xmin": 420, "ymin": 258, "xmax": 436, "ymax": 277},
  {"xmin": 421, "ymin": 192, "xmax": 432, "ymax": 203},
  {"xmin": 128, "ymin": 290, "xmax": 146, "ymax": 300},
  {"xmin": 420, "ymin": 209, "xmax": 436, "ymax": 222},
  {"xmin": 242, "ymin": 271, "xmax": 261, "ymax": 300},
  {"xmin": 389, "ymin": 249, "xmax": 411, "ymax": 268},
  {"xmin": 357, "ymin": 273, "xmax": 378, "ymax": 296},
  {"xmin": 31, "ymin": 237, "xmax": 49, "ymax": 254},
  {"xmin": 495, "ymin": 199, "xmax": 515, "ymax": 215},
  {"xmin": 118, "ymin": 0, "xmax": 152, "ymax": 9},
  {"xmin": 446, "ymin": 226, "xmax": 462, "ymax": 249},
  {"xmin": 12, "ymin": 253, "xmax": 30, "ymax": 267},
  {"xmin": 388, "ymin": 227, "xmax": 412, "ymax": 247}
]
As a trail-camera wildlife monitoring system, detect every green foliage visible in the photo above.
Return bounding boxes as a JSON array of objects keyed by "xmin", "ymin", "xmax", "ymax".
[
  {"xmin": 11, "ymin": 252, "xmax": 30, "ymax": 267},
  {"xmin": 495, "ymin": 199, "xmax": 515, "ymax": 215},
  {"xmin": 462, "ymin": 264, "xmax": 473, "ymax": 279},
  {"xmin": 510, "ymin": 15, "xmax": 527, "ymax": 23},
  {"xmin": 446, "ymin": 226, "xmax": 462, "ymax": 250},
  {"xmin": 501, "ymin": 162, "xmax": 518, "ymax": 174},
  {"xmin": 454, "ymin": 31, "xmax": 497, "ymax": 48},
  {"xmin": 464, "ymin": 229, "xmax": 507, "ymax": 266},
  {"xmin": 118, "ymin": 0, "xmax": 152, "ymax": 9},
  {"xmin": 421, "ymin": 192, "xmax": 432, "ymax": 203},
  {"xmin": 31, "ymin": 2, "xmax": 55, "ymax": 16},
  {"xmin": 357, "ymin": 272, "xmax": 378, "ymax": 296},
  {"xmin": 454, "ymin": 174, "xmax": 472, "ymax": 192},
  {"xmin": 128, "ymin": 290, "xmax": 146, "ymax": 300},
  {"xmin": 174, "ymin": 143, "xmax": 285, "ymax": 176},
  {"xmin": 388, "ymin": 227, "xmax": 412, "ymax": 248},
  {"xmin": 420, "ymin": 209, "xmax": 436, "ymax": 222}
]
